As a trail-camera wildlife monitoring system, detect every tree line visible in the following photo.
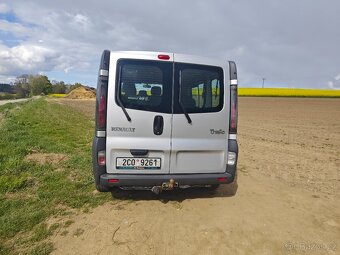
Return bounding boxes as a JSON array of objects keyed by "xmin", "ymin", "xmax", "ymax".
[{"xmin": 0, "ymin": 74, "xmax": 88, "ymax": 99}]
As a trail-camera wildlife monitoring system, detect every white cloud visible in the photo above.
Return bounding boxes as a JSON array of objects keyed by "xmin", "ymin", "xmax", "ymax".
[
  {"xmin": 0, "ymin": 44, "xmax": 58, "ymax": 75},
  {"xmin": 72, "ymin": 13, "xmax": 90, "ymax": 27},
  {"xmin": 328, "ymin": 74, "xmax": 340, "ymax": 89},
  {"xmin": 0, "ymin": 3, "xmax": 10, "ymax": 13},
  {"xmin": 0, "ymin": 20, "xmax": 33, "ymax": 37},
  {"xmin": 328, "ymin": 81, "xmax": 334, "ymax": 89},
  {"xmin": 0, "ymin": 74, "xmax": 16, "ymax": 84},
  {"xmin": 0, "ymin": 3, "xmax": 150, "ymax": 83},
  {"xmin": 0, "ymin": 0, "xmax": 340, "ymax": 88}
]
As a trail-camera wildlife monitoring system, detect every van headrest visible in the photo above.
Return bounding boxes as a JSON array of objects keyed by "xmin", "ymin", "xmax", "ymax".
[
  {"xmin": 151, "ymin": 86, "xmax": 161, "ymax": 96},
  {"xmin": 122, "ymin": 82, "xmax": 136, "ymax": 96},
  {"xmin": 138, "ymin": 90, "xmax": 147, "ymax": 97}
]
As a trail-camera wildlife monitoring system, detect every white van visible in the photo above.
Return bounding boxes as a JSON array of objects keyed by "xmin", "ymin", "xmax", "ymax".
[{"xmin": 92, "ymin": 51, "xmax": 238, "ymax": 194}]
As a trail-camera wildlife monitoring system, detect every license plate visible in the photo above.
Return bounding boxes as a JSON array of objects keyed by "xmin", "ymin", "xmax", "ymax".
[{"xmin": 116, "ymin": 157, "xmax": 161, "ymax": 170}]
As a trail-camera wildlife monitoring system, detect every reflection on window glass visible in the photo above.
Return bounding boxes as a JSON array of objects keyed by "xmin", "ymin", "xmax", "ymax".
[
  {"xmin": 211, "ymin": 79, "xmax": 221, "ymax": 107},
  {"xmin": 121, "ymin": 64, "xmax": 163, "ymax": 106},
  {"xmin": 117, "ymin": 60, "xmax": 172, "ymax": 113},
  {"xmin": 180, "ymin": 67, "xmax": 223, "ymax": 113}
]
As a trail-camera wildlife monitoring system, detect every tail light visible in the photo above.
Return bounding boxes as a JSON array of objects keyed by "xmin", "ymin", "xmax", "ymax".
[
  {"xmin": 229, "ymin": 84, "xmax": 238, "ymax": 134},
  {"xmin": 96, "ymin": 50, "xmax": 109, "ymax": 133},
  {"xmin": 98, "ymin": 151, "xmax": 106, "ymax": 166},
  {"xmin": 108, "ymin": 179, "xmax": 119, "ymax": 183},
  {"xmin": 98, "ymin": 94, "xmax": 106, "ymax": 128}
]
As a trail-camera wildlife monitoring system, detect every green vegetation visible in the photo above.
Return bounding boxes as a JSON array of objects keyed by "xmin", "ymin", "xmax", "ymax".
[
  {"xmin": 0, "ymin": 93, "xmax": 21, "ymax": 100},
  {"xmin": 0, "ymin": 99, "xmax": 110, "ymax": 254},
  {"xmin": 0, "ymin": 75, "xmax": 91, "ymax": 102},
  {"xmin": 29, "ymin": 75, "xmax": 53, "ymax": 95},
  {"xmin": 14, "ymin": 75, "xmax": 52, "ymax": 98},
  {"xmin": 51, "ymin": 81, "xmax": 66, "ymax": 94},
  {"xmin": 238, "ymin": 88, "xmax": 340, "ymax": 97}
]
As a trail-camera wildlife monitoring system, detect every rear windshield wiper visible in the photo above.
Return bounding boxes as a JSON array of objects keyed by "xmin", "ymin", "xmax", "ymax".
[
  {"xmin": 117, "ymin": 66, "xmax": 131, "ymax": 122},
  {"xmin": 179, "ymin": 71, "xmax": 192, "ymax": 124}
]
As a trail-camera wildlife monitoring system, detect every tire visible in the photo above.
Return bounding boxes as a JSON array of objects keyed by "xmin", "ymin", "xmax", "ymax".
[
  {"xmin": 111, "ymin": 188, "xmax": 130, "ymax": 199},
  {"xmin": 96, "ymin": 184, "xmax": 112, "ymax": 192}
]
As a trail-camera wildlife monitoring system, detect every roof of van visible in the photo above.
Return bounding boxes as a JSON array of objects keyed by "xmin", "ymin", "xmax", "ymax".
[{"xmin": 110, "ymin": 51, "xmax": 229, "ymax": 67}]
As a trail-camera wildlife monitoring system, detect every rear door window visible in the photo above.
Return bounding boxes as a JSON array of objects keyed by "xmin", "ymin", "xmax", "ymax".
[
  {"xmin": 175, "ymin": 63, "xmax": 224, "ymax": 113},
  {"xmin": 116, "ymin": 59, "xmax": 173, "ymax": 113}
]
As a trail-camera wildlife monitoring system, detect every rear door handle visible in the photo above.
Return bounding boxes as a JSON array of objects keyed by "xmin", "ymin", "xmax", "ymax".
[
  {"xmin": 130, "ymin": 149, "xmax": 148, "ymax": 156},
  {"xmin": 153, "ymin": 115, "xmax": 164, "ymax": 135}
]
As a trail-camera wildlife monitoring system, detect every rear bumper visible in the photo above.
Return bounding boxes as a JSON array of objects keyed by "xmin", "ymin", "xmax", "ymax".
[{"xmin": 100, "ymin": 171, "xmax": 235, "ymax": 187}]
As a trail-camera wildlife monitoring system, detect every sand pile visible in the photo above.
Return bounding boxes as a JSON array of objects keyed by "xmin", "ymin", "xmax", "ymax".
[{"xmin": 66, "ymin": 86, "xmax": 96, "ymax": 99}]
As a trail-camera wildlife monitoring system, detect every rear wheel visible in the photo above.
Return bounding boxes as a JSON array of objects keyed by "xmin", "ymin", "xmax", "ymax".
[
  {"xmin": 111, "ymin": 187, "xmax": 132, "ymax": 199},
  {"xmin": 96, "ymin": 184, "xmax": 112, "ymax": 192}
]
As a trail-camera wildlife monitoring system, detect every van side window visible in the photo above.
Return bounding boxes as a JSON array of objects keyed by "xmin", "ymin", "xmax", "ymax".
[
  {"xmin": 116, "ymin": 60, "xmax": 172, "ymax": 113},
  {"xmin": 177, "ymin": 65, "xmax": 224, "ymax": 113}
]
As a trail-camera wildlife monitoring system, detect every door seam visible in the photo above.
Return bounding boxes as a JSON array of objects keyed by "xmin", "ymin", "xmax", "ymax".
[{"xmin": 168, "ymin": 55, "xmax": 175, "ymax": 174}]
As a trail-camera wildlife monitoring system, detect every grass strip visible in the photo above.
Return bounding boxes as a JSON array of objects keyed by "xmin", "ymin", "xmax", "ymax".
[{"xmin": 0, "ymin": 99, "xmax": 110, "ymax": 254}]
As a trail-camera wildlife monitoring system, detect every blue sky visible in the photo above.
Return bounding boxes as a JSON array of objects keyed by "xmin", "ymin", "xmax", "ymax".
[
  {"xmin": 0, "ymin": 0, "xmax": 340, "ymax": 89},
  {"xmin": 0, "ymin": 11, "xmax": 38, "ymax": 47},
  {"xmin": 0, "ymin": 10, "xmax": 19, "ymax": 23}
]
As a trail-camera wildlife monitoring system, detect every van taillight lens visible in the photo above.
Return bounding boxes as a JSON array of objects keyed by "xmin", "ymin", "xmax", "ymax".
[
  {"xmin": 229, "ymin": 85, "xmax": 238, "ymax": 134},
  {"xmin": 98, "ymin": 151, "xmax": 106, "ymax": 166},
  {"xmin": 108, "ymin": 179, "xmax": 119, "ymax": 183},
  {"xmin": 99, "ymin": 95, "xmax": 106, "ymax": 128}
]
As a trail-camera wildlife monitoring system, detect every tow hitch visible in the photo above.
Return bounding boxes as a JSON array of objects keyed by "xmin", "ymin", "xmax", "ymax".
[
  {"xmin": 162, "ymin": 178, "xmax": 179, "ymax": 190},
  {"xmin": 151, "ymin": 179, "xmax": 179, "ymax": 194}
]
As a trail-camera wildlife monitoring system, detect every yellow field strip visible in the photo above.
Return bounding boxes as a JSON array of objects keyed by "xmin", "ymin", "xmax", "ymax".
[
  {"xmin": 48, "ymin": 93, "xmax": 67, "ymax": 98},
  {"xmin": 238, "ymin": 88, "xmax": 340, "ymax": 97}
]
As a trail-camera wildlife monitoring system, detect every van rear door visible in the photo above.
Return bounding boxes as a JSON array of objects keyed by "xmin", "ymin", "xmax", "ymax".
[
  {"xmin": 106, "ymin": 52, "xmax": 173, "ymax": 175},
  {"xmin": 170, "ymin": 54, "xmax": 228, "ymax": 174}
]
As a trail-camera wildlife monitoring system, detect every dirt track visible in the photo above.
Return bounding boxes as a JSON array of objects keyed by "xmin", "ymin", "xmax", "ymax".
[
  {"xmin": 0, "ymin": 97, "xmax": 31, "ymax": 106},
  {"xmin": 50, "ymin": 97, "xmax": 339, "ymax": 255}
]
